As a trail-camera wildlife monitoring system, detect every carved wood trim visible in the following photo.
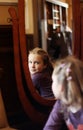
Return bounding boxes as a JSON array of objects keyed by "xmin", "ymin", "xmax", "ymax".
[
  {"xmin": 80, "ymin": 8, "xmax": 83, "ymax": 60},
  {"xmin": 72, "ymin": 0, "xmax": 81, "ymax": 58}
]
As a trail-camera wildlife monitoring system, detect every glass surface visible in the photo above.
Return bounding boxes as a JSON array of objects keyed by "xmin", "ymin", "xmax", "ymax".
[
  {"xmin": 24, "ymin": 0, "xmax": 73, "ymax": 98},
  {"xmin": 44, "ymin": 0, "xmax": 73, "ymax": 61}
]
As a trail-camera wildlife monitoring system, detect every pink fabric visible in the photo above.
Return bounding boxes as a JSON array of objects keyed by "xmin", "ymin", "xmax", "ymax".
[
  {"xmin": 68, "ymin": 124, "xmax": 74, "ymax": 130},
  {"xmin": 68, "ymin": 124, "xmax": 83, "ymax": 130},
  {"xmin": 78, "ymin": 125, "xmax": 83, "ymax": 130}
]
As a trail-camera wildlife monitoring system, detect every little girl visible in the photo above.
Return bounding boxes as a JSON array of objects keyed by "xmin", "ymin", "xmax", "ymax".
[
  {"xmin": 28, "ymin": 47, "xmax": 54, "ymax": 98},
  {"xmin": 43, "ymin": 56, "xmax": 83, "ymax": 130}
]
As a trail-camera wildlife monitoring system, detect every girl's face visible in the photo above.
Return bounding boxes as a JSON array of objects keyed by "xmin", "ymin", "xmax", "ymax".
[
  {"xmin": 52, "ymin": 74, "xmax": 63, "ymax": 99},
  {"xmin": 28, "ymin": 53, "xmax": 46, "ymax": 75}
]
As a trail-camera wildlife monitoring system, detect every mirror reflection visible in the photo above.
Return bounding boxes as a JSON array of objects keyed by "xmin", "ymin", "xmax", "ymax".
[
  {"xmin": 43, "ymin": 0, "xmax": 73, "ymax": 61},
  {"xmin": 24, "ymin": 0, "xmax": 73, "ymax": 98},
  {"xmin": 28, "ymin": 47, "xmax": 54, "ymax": 98}
]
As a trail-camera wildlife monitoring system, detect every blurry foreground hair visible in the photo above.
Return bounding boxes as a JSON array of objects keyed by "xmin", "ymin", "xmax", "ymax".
[{"xmin": 52, "ymin": 56, "xmax": 83, "ymax": 106}]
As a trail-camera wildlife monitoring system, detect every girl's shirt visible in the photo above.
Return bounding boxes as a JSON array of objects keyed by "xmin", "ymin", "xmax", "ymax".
[
  {"xmin": 43, "ymin": 100, "xmax": 83, "ymax": 130},
  {"xmin": 31, "ymin": 68, "xmax": 54, "ymax": 98}
]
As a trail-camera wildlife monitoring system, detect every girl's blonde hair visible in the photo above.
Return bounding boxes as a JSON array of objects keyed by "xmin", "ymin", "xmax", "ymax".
[
  {"xmin": 29, "ymin": 47, "xmax": 53, "ymax": 74},
  {"xmin": 53, "ymin": 56, "xmax": 83, "ymax": 106}
]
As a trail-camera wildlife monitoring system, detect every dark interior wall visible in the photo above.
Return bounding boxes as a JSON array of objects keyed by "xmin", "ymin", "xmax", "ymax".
[
  {"xmin": 26, "ymin": 34, "xmax": 34, "ymax": 52},
  {"xmin": 0, "ymin": 26, "xmax": 20, "ymax": 115},
  {"xmin": 0, "ymin": 25, "xmax": 32, "ymax": 129}
]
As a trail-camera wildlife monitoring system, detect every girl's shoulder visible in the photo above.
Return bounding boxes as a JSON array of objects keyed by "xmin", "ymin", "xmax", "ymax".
[
  {"xmin": 53, "ymin": 100, "xmax": 63, "ymax": 110},
  {"xmin": 31, "ymin": 72, "xmax": 43, "ymax": 80}
]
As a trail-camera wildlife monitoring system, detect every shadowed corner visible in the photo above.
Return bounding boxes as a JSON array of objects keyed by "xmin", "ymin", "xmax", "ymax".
[{"xmin": 0, "ymin": 68, "xmax": 4, "ymax": 79}]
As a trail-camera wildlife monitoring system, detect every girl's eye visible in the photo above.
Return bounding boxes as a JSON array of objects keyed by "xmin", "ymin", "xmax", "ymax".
[
  {"xmin": 29, "ymin": 61, "xmax": 32, "ymax": 63},
  {"xmin": 28, "ymin": 61, "xmax": 40, "ymax": 64},
  {"xmin": 35, "ymin": 61, "xmax": 40, "ymax": 64}
]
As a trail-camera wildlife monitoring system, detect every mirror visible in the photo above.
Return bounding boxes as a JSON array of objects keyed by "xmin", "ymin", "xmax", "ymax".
[
  {"xmin": 8, "ymin": 0, "xmax": 80, "ymax": 109},
  {"xmin": 44, "ymin": 0, "xmax": 73, "ymax": 60},
  {"xmin": 24, "ymin": 0, "xmax": 73, "ymax": 60},
  {"xmin": 24, "ymin": 0, "xmax": 73, "ymax": 98}
]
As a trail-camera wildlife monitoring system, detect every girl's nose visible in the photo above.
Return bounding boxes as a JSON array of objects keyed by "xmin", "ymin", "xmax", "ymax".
[{"xmin": 31, "ymin": 62, "xmax": 35, "ymax": 68}]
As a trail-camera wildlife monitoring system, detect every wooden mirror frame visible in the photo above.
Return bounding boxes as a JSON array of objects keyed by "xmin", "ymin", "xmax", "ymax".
[
  {"xmin": 18, "ymin": 0, "xmax": 55, "ymax": 106},
  {"xmin": 9, "ymin": 0, "xmax": 81, "ymax": 123}
]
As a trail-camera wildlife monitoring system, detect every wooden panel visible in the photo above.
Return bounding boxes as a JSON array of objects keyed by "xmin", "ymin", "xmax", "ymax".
[
  {"xmin": 26, "ymin": 34, "xmax": 34, "ymax": 52},
  {"xmin": 72, "ymin": 0, "xmax": 80, "ymax": 58},
  {"xmin": 0, "ymin": 25, "xmax": 13, "ymax": 49},
  {"xmin": 80, "ymin": 8, "xmax": 83, "ymax": 61}
]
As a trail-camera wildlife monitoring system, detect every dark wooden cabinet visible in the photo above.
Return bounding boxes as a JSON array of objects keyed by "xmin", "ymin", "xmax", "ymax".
[{"xmin": 0, "ymin": 25, "xmax": 13, "ymax": 52}]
